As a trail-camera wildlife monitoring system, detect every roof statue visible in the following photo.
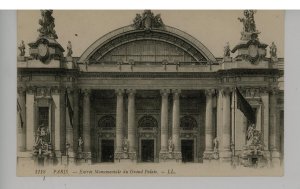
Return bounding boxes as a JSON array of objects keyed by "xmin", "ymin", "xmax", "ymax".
[
  {"xmin": 38, "ymin": 10, "xmax": 58, "ymax": 39},
  {"xmin": 18, "ymin": 40, "xmax": 25, "ymax": 56},
  {"xmin": 231, "ymin": 10, "xmax": 269, "ymax": 64},
  {"xmin": 238, "ymin": 10, "xmax": 257, "ymax": 33},
  {"xmin": 133, "ymin": 10, "xmax": 164, "ymax": 30}
]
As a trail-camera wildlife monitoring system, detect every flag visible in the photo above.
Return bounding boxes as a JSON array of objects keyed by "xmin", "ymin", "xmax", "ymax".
[
  {"xmin": 66, "ymin": 91, "xmax": 74, "ymax": 127},
  {"xmin": 17, "ymin": 99, "xmax": 24, "ymax": 128},
  {"xmin": 236, "ymin": 88, "xmax": 256, "ymax": 124}
]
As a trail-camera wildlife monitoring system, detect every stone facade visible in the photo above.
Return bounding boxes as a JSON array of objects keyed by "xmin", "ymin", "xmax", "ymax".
[{"xmin": 17, "ymin": 10, "xmax": 284, "ymax": 168}]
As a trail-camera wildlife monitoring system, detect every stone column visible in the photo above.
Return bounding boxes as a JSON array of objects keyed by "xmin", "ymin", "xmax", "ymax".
[
  {"xmin": 127, "ymin": 89, "xmax": 136, "ymax": 159},
  {"xmin": 51, "ymin": 87, "xmax": 63, "ymax": 156},
  {"xmin": 73, "ymin": 89, "xmax": 79, "ymax": 153},
  {"xmin": 26, "ymin": 88, "xmax": 35, "ymax": 151},
  {"xmin": 219, "ymin": 88, "xmax": 232, "ymax": 161},
  {"xmin": 82, "ymin": 89, "xmax": 91, "ymax": 161},
  {"xmin": 66, "ymin": 88, "xmax": 74, "ymax": 157},
  {"xmin": 17, "ymin": 87, "xmax": 26, "ymax": 152},
  {"xmin": 203, "ymin": 89, "xmax": 214, "ymax": 159},
  {"xmin": 172, "ymin": 89, "xmax": 181, "ymax": 160},
  {"xmin": 60, "ymin": 88, "xmax": 66, "ymax": 156},
  {"xmin": 115, "ymin": 89, "xmax": 125, "ymax": 159},
  {"xmin": 159, "ymin": 89, "xmax": 170, "ymax": 160},
  {"xmin": 269, "ymin": 88, "xmax": 280, "ymax": 165}
]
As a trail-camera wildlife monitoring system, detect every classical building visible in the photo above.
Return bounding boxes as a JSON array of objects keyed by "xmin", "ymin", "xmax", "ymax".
[{"xmin": 17, "ymin": 10, "xmax": 284, "ymax": 167}]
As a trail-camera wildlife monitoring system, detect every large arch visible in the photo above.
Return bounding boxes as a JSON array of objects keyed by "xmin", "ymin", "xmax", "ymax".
[{"xmin": 78, "ymin": 25, "xmax": 216, "ymax": 64}]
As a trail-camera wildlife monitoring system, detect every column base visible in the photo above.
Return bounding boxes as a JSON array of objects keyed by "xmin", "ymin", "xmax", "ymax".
[
  {"xmin": 203, "ymin": 151, "xmax": 219, "ymax": 161},
  {"xmin": 219, "ymin": 150, "xmax": 232, "ymax": 163},
  {"xmin": 159, "ymin": 151, "xmax": 181, "ymax": 162},
  {"xmin": 76, "ymin": 152, "xmax": 92, "ymax": 165},
  {"xmin": 114, "ymin": 151, "xmax": 137, "ymax": 163},
  {"xmin": 271, "ymin": 150, "xmax": 281, "ymax": 167}
]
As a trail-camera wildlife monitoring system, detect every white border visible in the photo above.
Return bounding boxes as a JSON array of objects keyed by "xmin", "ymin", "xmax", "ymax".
[{"xmin": 1, "ymin": 10, "xmax": 300, "ymax": 189}]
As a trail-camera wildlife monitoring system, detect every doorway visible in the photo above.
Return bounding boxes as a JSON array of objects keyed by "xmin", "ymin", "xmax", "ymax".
[
  {"xmin": 141, "ymin": 139, "xmax": 154, "ymax": 162},
  {"xmin": 101, "ymin": 140, "xmax": 114, "ymax": 162},
  {"xmin": 181, "ymin": 140, "xmax": 194, "ymax": 162}
]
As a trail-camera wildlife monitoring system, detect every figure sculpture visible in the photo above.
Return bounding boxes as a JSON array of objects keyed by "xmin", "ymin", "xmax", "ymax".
[
  {"xmin": 223, "ymin": 42, "xmax": 231, "ymax": 57},
  {"xmin": 269, "ymin": 42, "xmax": 277, "ymax": 58},
  {"xmin": 213, "ymin": 137, "xmax": 219, "ymax": 152},
  {"xmin": 123, "ymin": 137, "xmax": 129, "ymax": 153},
  {"xmin": 38, "ymin": 10, "xmax": 58, "ymax": 39},
  {"xmin": 238, "ymin": 10, "xmax": 257, "ymax": 33},
  {"xmin": 78, "ymin": 137, "xmax": 83, "ymax": 148},
  {"xmin": 33, "ymin": 124, "xmax": 49, "ymax": 155},
  {"xmin": 18, "ymin": 40, "xmax": 25, "ymax": 56},
  {"xmin": 132, "ymin": 10, "xmax": 164, "ymax": 30},
  {"xmin": 168, "ymin": 137, "xmax": 173, "ymax": 153},
  {"xmin": 246, "ymin": 124, "xmax": 255, "ymax": 143},
  {"xmin": 67, "ymin": 41, "xmax": 73, "ymax": 57}
]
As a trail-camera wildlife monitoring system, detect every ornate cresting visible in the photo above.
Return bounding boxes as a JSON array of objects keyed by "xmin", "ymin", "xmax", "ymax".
[{"xmin": 231, "ymin": 10, "xmax": 268, "ymax": 64}]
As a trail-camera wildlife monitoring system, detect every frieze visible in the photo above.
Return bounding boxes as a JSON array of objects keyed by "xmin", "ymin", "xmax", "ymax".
[
  {"xmin": 36, "ymin": 87, "xmax": 51, "ymax": 98},
  {"xmin": 79, "ymin": 72, "xmax": 218, "ymax": 79}
]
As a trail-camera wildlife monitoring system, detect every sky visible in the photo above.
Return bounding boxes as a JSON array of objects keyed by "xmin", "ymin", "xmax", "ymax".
[{"xmin": 17, "ymin": 10, "xmax": 284, "ymax": 58}]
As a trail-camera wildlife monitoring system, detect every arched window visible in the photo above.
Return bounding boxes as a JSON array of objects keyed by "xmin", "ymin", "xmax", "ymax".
[
  {"xmin": 138, "ymin": 115, "xmax": 158, "ymax": 129},
  {"xmin": 98, "ymin": 115, "xmax": 116, "ymax": 129},
  {"xmin": 180, "ymin": 115, "xmax": 197, "ymax": 130}
]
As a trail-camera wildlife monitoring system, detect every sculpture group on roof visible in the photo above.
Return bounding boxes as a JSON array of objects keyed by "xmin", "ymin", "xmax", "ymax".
[
  {"xmin": 238, "ymin": 10, "xmax": 257, "ymax": 33},
  {"xmin": 133, "ymin": 10, "xmax": 164, "ymax": 30},
  {"xmin": 38, "ymin": 10, "xmax": 58, "ymax": 39}
]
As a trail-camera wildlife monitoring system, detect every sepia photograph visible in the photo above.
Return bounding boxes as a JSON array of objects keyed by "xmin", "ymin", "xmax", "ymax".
[{"xmin": 16, "ymin": 10, "xmax": 284, "ymax": 176}]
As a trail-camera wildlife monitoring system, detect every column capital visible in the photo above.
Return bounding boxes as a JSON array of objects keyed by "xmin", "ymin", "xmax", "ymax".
[
  {"xmin": 172, "ymin": 89, "xmax": 181, "ymax": 97},
  {"xmin": 220, "ymin": 87, "xmax": 232, "ymax": 96},
  {"xmin": 66, "ymin": 87, "xmax": 74, "ymax": 94},
  {"xmin": 205, "ymin": 89, "xmax": 215, "ymax": 97},
  {"xmin": 269, "ymin": 87, "xmax": 279, "ymax": 95},
  {"xmin": 115, "ymin": 89, "xmax": 125, "ymax": 96},
  {"xmin": 26, "ymin": 86, "xmax": 36, "ymax": 94},
  {"xmin": 127, "ymin": 89, "xmax": 136, "ymax": 96},
  {"xmin": 160, "ymin": 89, "xmax": 170, "ymax": 96},
  {"xmin": 82, "ymin": 89, "xmax": 91, "ymax": 97},
  {"xmin": 50, "ymin": 86, "xmax": 63, "ymax": 95}
]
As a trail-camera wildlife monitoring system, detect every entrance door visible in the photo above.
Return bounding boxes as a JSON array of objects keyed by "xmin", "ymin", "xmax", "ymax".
[
  {"xmin": 141, "ymin": 139, "xmax": 154, "ymax": 162},
  {"xmin": 181, "ymin": 140, "xmax": 194, "ymax": 162},
  {"xmin": 101, "ymin": 140, "xmax": 114, "ymax": 162}
]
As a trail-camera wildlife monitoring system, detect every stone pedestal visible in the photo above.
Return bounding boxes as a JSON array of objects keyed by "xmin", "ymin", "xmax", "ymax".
[{"xmin": 271, "ymin": 151, "xmax": 281, "ymax": 167}]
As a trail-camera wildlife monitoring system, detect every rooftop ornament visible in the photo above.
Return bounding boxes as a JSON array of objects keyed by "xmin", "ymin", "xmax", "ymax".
[
  {"xmin": 38, "ymin": 10, "xmax": 58, "ymax": 39},
  {"xmin": 132, "ymin": 10, "xmax": 164, "ymax": 30}
]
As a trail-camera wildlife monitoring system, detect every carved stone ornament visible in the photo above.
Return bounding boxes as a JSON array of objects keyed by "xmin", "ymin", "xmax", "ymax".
[
  {"xmin": 132, "ymin": 10, "xmax": 164, "ymax": 30},
  {"xmin": 238, "ymin": 10, "xmax": 257, "ymax": 33},
  {"xmin": 38, "ymin": 10, "xmax": 58, "ymax": 39},
  {"xmin": 231, "ymin": 33, "xmax": 268, "ymax": 64}
]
